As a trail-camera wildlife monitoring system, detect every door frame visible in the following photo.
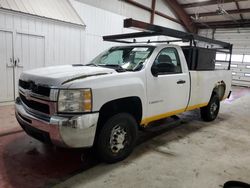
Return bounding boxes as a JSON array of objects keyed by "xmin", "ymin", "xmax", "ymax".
[{"xmin": 0, "ymin": 28, "xmax": 15, "ymax": 103}]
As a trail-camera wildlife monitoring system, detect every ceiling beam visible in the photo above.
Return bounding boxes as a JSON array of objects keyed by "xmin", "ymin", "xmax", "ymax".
[
  {"xmin": 189, "ymin": 8, "xmax": 250, "ymax": 17},
  {"xmin": 150, "ymin": 0, "xmax": 156, "ymax": 24},
  {"xmin": 123, "ymin": 0, "xmax": 181, "ymax": 25},
  {"xmin": 164, "ymin": 0, "xmax": 197, "ymax": 33},
  {"xmin": 197, "ymin": 19, "xmax": 250, "ymax": 28},
  {"xmin": 181, "ymin": 0, "xmax": 248, "ymax": 8},
  {"xmin": 235, "ymin": 0, "xmax": 244, "ymax": 20}
]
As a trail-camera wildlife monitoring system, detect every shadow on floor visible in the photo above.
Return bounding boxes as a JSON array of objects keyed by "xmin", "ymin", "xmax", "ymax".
[{"xmin": 1, "ymin": 108, "xmax": 232, "ymax": 188}]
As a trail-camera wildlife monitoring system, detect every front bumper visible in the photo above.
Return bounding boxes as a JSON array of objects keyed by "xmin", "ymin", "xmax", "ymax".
[{"xmin": 15, "ymin": 97, "xmax": 99, "ymax": 148}]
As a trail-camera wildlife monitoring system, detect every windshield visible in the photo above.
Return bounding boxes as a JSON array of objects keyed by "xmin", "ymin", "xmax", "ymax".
[{"xmin": 89, "ymin": 46, "xmax": 155, "ymax": 71}]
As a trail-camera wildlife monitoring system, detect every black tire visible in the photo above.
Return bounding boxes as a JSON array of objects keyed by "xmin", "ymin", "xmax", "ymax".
[
  {"xmin": 96, "ymin": 113, "xmax": 138, "ymax": 163},
  {"xmin": 200, "ymin": 94, "xmax": 220, "ymax": 122}
]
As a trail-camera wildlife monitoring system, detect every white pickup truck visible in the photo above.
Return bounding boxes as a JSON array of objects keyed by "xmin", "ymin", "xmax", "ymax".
[{"xmin": 15, "ymin": 19, "xmax": 232, "ymax": 163}]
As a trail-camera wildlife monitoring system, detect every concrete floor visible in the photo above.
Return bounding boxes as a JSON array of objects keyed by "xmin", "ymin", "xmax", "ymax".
[{"xmin": 0, "ymin": 86, "xmax": 250, "ymax": 188}]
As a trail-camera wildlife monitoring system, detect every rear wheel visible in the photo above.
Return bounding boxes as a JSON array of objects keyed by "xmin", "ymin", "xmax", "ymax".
[
  {"xmin": 96, "ymin": 113, "xmax": 138, "ymax": 163},
  {"xmin": 200, "ymin": 94, "xmax": 220, "ymax": 122}
]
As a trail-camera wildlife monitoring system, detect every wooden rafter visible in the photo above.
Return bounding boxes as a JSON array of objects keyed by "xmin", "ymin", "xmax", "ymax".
[
  {"xmin": 164, "ymin": 0, "xmax": 197, "ymax": 33},
  {"xmin": 150, "ymin": 0, "xmax": 156, "ymax": 24},
  {"xmin": 235, "ymin": 0, "xmax": 244, "ymax": 20}
]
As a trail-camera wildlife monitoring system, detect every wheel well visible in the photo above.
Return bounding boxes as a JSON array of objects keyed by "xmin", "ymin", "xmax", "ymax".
[
  {"xmin": 97, "ymin": 97, "xmax": 143, "ymax": 128},
  {"xmin": 212, "ymin": 81, "xmax": 226, "ymax": 100}
]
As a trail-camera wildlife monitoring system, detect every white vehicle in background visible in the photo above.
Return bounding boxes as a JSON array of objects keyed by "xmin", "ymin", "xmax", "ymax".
[{"xmin": 15, "ymin": 19, "xmax": 232, "ymax": 163}]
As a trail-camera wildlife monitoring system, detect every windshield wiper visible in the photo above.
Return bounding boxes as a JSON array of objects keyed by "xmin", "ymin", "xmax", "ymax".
[
  {"xmin": 99, "ymin": 64, "xmax": 127, "ymax": 72},
  {"xmin": 85, "ymin": 63, "xmax": 98, "ymax": 67}
]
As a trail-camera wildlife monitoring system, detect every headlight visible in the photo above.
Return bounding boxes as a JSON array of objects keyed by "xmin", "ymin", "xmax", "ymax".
[{"xmin": 58, "ymin": 89, "xmax": 92, "ymax": 113}]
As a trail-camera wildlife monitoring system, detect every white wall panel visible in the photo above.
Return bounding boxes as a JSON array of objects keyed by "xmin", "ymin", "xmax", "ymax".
[
  {"xmin": 154, "ymin": 14, "xmax": 185, "ymax": 31},
  {"xmin": 0, "ymin": 9, "xmax": 85, "ymax": 102},
  {"xmin": 0, "ymin": 10, "xmax": 85, "ymax": 67},
  {"xmin": 71, "ymin": 1, "xmax": 131, "ymax": 62},
  {"xmin": 76, "ymin": 0, "xmax": 151, "ymax": 22},
  {"xmin": 75, "ymin": 0, "xmax": 184, "ymax": 31},
  {"xmin": 155, "ymin": 0, "xmax": 177, "ymax": 19}
]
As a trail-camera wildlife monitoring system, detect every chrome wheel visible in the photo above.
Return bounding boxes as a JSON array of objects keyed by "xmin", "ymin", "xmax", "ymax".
[
  {"xmin": 110, "ymin": 125, "xmax": 127, "ymax": 153},
  {"xmin": 96, "ymin": 113, "xmax": 138, "ymax": 163}
]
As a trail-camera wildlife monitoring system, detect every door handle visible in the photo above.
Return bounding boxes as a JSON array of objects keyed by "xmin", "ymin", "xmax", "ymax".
[
  {"xmin": 177, "ymin": 80, "xmax": 186, "ymax": 84},
  {"xmin": 16, "ymin": 58, "xmax": 23, "ymax": 67}
]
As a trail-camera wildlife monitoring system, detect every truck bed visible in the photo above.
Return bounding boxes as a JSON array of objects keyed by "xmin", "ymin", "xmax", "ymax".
[{"xmin": 187, "ymin": 70, "xmax": 232, "ymax": 109}]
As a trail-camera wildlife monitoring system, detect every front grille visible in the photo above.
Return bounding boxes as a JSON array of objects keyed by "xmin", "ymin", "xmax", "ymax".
[
  {"xmin": 20, "ymin": 93, "xmax": 50, "ymax": 114},
  {"xmin": 19, "ymin": 80, "xmax": 51, "ymax": 97}
]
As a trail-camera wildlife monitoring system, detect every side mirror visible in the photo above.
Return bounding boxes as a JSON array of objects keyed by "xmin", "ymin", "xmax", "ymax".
[{"xmin": 151, "ymin": 65, "xmax": 159, "ymax": 77}]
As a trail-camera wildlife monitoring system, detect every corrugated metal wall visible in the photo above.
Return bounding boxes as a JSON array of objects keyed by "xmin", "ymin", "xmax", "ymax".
[{"xmin": 199, "ymin": 28, "xmax": 250, "ymax": 87}]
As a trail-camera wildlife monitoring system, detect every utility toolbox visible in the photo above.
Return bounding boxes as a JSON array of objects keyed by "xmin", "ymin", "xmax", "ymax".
[{"xmin": 182, "ymin": 46, "xmax": 216, "ymax": 70}]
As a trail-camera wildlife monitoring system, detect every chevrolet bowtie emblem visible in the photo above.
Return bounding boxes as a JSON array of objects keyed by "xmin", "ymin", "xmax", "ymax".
[{"xmin": 25, "ymin": 90, "xmax": 32, "ymax": 100}]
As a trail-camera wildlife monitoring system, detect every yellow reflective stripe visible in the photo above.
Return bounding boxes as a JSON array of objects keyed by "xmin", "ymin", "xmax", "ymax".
[
  {"xmin": 221, "ymin": 96, "xmax": 227, "ymax": 101},
  {"xmin": 185, "ymin": 102, "xmax": 208, "ymax": 111},
  {"xmin": 140, "ymin": 102, "xmax": 208, "ymax": 126},
  {"xmin": 140, "ymin": 108, "xmax": 185, "ymax": 125}
]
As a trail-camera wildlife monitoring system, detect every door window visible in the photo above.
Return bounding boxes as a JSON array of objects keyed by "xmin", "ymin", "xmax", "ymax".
[{"xmin": 152, "ymin": 48, "xmax": 182, "ymax": 75}]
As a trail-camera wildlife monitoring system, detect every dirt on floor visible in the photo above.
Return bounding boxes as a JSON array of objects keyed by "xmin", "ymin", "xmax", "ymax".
[
  {"xmin": 54, "ymin": 92, "xmax": 250, "ymax": 188},
  {"xmin": 0, "ymin": 105, "xmax": 21, "ymax": 135},
  {"xmin": 0, "ymin": 86, "xmax": 250, "ymax": 188}
]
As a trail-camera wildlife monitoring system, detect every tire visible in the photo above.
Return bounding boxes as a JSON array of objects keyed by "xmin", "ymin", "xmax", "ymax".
[
  {"xmin": 96, "ymin": 113, "xmax": 138, "ymax": 163},
  {"xmin": 200, "ymin": 94, "xmax": 220, "ymax": 122}
]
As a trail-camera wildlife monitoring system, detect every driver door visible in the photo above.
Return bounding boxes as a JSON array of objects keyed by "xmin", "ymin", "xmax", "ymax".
[{"xmin": 144, "ymin": 47, "xmax": 190, "ymax": 124}]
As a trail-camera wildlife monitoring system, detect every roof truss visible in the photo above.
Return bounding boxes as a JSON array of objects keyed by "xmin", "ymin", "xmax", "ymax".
[{"xmin": 181, "ymin": 0, "xmax": 248, "ymax": 8}]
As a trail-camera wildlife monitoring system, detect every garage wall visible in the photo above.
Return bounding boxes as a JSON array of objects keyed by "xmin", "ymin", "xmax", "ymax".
[
  {"xmin": 71, "ymin": 0, "xmax": 184, "ymax": 62},
  {"xmin": 75, "ymin": 0, "xmax": 184, "ymax": 30},
  {"xmin": 0, "ymin": 10, "xmax": 85, "ymax": 66},
  {"xmin": 199, "ymin": 28, "xmax": 250, "ymax": 87},
  {"xmin": 71, "ymin": 1, "xmax": 124, "ymax": 63},
  {"xmin": 0, "ymin": 9, "xmax": 85, "ymax": 103}
]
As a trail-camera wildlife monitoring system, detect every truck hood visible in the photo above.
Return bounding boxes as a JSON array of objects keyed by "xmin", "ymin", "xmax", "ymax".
[{"xmin": 20, "ymin": 65, "xmax": 116, "ymax": 87}]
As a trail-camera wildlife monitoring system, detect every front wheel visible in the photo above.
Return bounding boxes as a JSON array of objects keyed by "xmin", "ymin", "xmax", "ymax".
[
  {"xmin": 96, "ymin": 113, "xmax": 138, "ymax": 163},
  {"xmin": 200, "ymin": 94, "xmax": 220, "ymax": 122}
]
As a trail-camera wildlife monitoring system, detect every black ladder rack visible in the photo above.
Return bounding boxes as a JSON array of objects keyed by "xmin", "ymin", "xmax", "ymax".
[
  {"xmin": 103, "ymin": 18, "xmax": 233, "ymax": 70},
  {"xmin": 103, "ymin": 18, "xmax": 232, "ymax": 49}
]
